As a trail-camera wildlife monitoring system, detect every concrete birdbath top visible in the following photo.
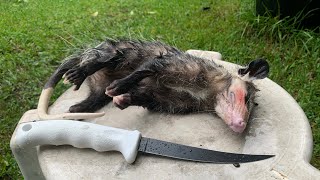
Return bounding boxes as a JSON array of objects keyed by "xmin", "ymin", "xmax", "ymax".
[{"xmin": 11, "ymin": 50, "xmax": 320, "ymax": 179}]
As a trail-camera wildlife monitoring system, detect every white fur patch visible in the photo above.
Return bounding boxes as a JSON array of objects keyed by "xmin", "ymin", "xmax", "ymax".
[
  {"xmin": 239, "ymin": 73, "xmax": 256, "ymax": 82},
  {"xmin": 171, "ymin": 87, "xmax": 209, "ymax": 100}
]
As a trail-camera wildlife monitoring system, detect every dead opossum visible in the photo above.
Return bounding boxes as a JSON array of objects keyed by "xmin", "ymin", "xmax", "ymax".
[{"xmin": 38, "ymin": 39, "xmax": 269, "ymax": 133}]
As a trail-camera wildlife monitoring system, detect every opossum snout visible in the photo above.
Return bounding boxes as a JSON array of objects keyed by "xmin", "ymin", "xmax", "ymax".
[
  {"xmin": 229, "ymin": 118, "xmax": 246, "ymax": 133},
  {"xmin": 214, "ymin": 78, "xmax": 251, "ymax": 133},
  {"xmin": 225, "ymin": 106, "xmax": 248, "ymax": 133}
]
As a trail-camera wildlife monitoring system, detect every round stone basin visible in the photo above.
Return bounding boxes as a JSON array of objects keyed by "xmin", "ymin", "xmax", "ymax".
[{"xmin": 11, "ymin": 50, "xmax": 319, "ymax": 179}]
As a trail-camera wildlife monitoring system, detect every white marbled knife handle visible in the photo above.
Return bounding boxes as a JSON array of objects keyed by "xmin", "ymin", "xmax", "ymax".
[{"xmin": 15, "ymin": 120, "xmax": 141, "ymax": 163}]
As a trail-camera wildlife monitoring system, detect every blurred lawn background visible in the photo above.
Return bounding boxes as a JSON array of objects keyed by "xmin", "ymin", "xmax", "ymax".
[{"xmin": 0, "ymin": 0, "xmax": 319, "ymax": 178}]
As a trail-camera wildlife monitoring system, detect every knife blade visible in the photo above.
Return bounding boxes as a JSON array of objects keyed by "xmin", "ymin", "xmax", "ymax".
[
  {"xmin": 17, "ymin": 120, "xmax": 274, "ymax": 164},
  {"xmin": 138, "ymin": 137, "xmax": 273, "ymax": 163}
]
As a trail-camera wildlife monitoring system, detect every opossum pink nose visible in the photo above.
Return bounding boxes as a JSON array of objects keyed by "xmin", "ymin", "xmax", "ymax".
[
  {"xmin": 229, "ymin": 119, "xmax": 246, "ymax": 133},
  {"xmin": 231, "ymin": 118, "xmax": 244, "ymax": 125},
  {"xmin": 238, "ymin": 120, "xmax": 244, "ymax": 126}
]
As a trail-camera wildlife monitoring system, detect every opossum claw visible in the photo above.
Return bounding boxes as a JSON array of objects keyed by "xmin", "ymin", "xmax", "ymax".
[
  {"xmin": 64, "ymin": 67, "xmax": 87, "ymax": 90},
  {"xmin": 106, "ymin": 79, "xmax": 131, "ymax": 97},
  {"xmin": 113, "ymin": 94, "xmax": 131, "ymax": 110},
  {"xmin": 63, "ymin": 77, "xmax": 70, "ymax": 84}
]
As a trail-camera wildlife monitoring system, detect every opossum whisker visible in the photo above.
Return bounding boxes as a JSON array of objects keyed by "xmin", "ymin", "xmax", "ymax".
[
  {"xmin": 197, "ymin": 109, "xmax": 217, "ymax": 113},
  {"xmin": 250, "ymin": 117, "xmax": 268, "ymax": 122},
  {"xmin": 221, "ymin": 93, "xmax": 231, "ymax": 105}
]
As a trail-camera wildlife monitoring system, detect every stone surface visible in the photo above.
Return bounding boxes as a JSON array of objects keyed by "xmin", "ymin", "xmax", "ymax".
[{"xmin": 11, "ymin": 50, "xmax": 319, "ymax": 179}]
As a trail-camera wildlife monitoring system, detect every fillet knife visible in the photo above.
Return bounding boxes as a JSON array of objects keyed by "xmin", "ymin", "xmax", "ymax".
[{"xmin": 17, "ymin": 120, "xmax": 274, "ymax": 164}]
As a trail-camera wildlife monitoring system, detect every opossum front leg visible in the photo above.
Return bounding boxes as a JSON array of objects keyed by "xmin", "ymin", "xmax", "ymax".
[
  {"xmin": 112, "ymin": 93, "xmax": 132, "ymax": 110},
  {"xmin": 112, "ymin": 86, "xmax": 200, "ymax": 113},
  {"xmin": 112, "ymin": 89, "xmax": 156, "ymax": 110},
  {"xmin": 106, "ymin": 70, "xmax": 154, "ymax": 96}
]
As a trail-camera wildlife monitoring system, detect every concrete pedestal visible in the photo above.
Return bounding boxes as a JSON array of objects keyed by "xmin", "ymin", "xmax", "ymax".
[{"xmin": 11, "ymin": 50, "xmax": 319, "ymax": 179}]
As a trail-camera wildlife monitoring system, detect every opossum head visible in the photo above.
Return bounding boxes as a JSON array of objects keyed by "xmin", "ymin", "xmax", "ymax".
[{"xmin": 214, "ymin": 59, "xmax": 269, "ymax": 133}]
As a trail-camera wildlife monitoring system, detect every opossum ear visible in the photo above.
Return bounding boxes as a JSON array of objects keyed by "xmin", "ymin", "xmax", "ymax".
[{"xmin": 238, "ymin": 59, "xmax": 269, "ymax": 81}]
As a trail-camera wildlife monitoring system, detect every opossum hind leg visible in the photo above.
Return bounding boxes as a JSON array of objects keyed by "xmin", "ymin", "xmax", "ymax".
[
  {"xmin": 69, "ymin": 89, "xmax": 112, "ymax": 113},
  {"xmin": 70, "ymin": 73, "xmax": 112, "ymax": 113}
]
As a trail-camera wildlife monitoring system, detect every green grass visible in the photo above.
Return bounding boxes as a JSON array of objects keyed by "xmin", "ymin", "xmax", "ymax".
[{"xmin": 0, "ymin": 0, "xmax": 319, "ymax": 178}]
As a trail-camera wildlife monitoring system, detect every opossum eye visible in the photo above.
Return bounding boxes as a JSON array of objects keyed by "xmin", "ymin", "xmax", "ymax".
[{"xmin": 229, "ymin": 92, "xmax": 235, "ymax": 103}]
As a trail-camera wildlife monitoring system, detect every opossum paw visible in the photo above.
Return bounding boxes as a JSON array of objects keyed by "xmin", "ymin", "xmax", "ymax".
[
  {"xmin": 113, "ymin": 94, "xmax": 131, "ymax": 110},
  {"xmin": 64, "ymin": 68, "xmax": 87, "ymax": 90},
  {"xmin": 106, "ymin": 79, "xmax": 130, "ymax": 97},
  {"xmin": 69, "ymin": 104, "xmax": 87, "ymax": 113}
]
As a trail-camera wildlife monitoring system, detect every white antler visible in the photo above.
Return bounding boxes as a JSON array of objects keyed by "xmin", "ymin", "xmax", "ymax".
[{"xmin": 37, "ymin": 88, "xmax": 105, "ymax": 120}]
